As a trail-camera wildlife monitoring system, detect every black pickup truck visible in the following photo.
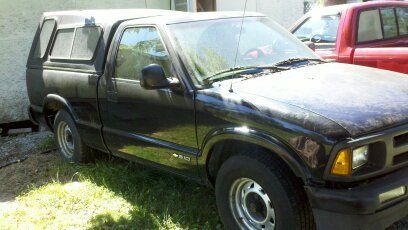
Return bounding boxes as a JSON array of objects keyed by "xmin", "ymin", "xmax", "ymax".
[{"xmin": 26, "ymin": 9, "xmax": 408, "ymax": 230}]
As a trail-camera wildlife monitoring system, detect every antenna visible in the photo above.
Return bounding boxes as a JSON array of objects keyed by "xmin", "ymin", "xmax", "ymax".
[{"xmin": 229, "ymin": 0, "xmax": 248, "ymax": 93}]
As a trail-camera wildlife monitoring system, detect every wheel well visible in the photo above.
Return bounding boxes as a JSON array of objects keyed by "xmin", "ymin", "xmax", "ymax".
[
  {"xmin": 206, "ymin": 140, "xmax": 303, "ymax": 186},
  {"xmin": 43, "ymin": 100, "xmax": 68, "ymax": 129}
]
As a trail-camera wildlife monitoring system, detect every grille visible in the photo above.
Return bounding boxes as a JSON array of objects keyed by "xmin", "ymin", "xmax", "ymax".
[
  {"xmin": 393, "ymin": 151, "xmax": 408, "ymax": 165},
  {"xmin": 394, "ymin": 132, "xmax": 408, "ymax": 148}
]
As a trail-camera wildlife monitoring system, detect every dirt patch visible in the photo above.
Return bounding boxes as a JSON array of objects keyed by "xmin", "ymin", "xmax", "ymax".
[
  {"xmin": 0, "ymin": 131, "xmax": 54, "ymax": 168},
  {"xmin": 0, "ymin": 152, "xmax": 62, "ymax": 202}
]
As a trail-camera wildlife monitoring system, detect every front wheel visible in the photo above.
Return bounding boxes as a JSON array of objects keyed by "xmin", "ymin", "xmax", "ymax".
[
  {"xmin": 54, "ymin": 110, "xmax": 93, "ymax": 163},
  {"xmin": 215, "ymin": 152, "xmax": 315, "ymax": 230}
]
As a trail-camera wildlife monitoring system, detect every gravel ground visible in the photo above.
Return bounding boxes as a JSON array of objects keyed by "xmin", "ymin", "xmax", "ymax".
[{"xmin": 0, "ymin": 131, "xmax": 54, "ymax": 168}]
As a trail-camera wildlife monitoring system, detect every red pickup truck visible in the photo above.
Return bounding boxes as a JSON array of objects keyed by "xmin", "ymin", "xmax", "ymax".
[{"xmin": 290, "ymin": 1, "xmax": 408, "ymax": 74}]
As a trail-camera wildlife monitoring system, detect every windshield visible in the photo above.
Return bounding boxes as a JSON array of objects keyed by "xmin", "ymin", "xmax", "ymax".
[
  {"xmin": 167, "ymin": 17, "xmax": 319, "ymax": 85},
  {"xmin": 293, "ymin": 14, "xmax": 340, "ymax": 49}
]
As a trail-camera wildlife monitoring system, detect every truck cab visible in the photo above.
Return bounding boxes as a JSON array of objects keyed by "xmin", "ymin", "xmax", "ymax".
[
  {"xmin": 27, "ymin": 9, "xmax": 408, "ymax": 230},
  {"xmin": 291, "ymin": 1, "xmax": 408, "ymax": 74}
]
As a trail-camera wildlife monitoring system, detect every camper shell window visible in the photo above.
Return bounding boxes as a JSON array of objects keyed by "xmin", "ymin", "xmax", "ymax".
[
  {"xmin": 33, "ymin": 19, "xmax": 56, "ymax": 58},
  {"xmin": 51, "ymin": 26, "xmax": 102, "ymax": 60}
]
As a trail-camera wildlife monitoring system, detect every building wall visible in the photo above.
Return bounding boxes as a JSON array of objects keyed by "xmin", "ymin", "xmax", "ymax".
[
  {"xmin": 0, "ymin": 0, "xmax": 170, "ymax": 123},
  {"xmin": 216, "ymin": 0, "xmax": 304, "ymax": 28}
]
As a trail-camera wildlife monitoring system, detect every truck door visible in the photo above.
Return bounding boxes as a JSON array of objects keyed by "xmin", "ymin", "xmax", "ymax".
[{"xmin": 100, "ymin": 24, "xmax": 199, "ymax": 178}]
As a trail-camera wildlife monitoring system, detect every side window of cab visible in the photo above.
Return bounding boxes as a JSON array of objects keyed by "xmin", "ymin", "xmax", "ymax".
[
  {"xmin": 114, "ymin": 26, "xmax": 172, "ymax": 81},
  {"xmin": 380, "ymin": 8, "xmax": 398, "ymax": 39},
  {"xmin": 396, "ymin": 7, "xmax": 408, "ymax": 36},
  {"xmin": 357, "ymin": 7, "xmax": 407, "ymax": 43},
  {"xmin": 357, "ymin": 9, "xmax": 383, "ymax": 43}
]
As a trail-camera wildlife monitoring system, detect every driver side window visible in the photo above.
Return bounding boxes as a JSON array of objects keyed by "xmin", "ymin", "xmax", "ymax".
[{"xmin": 115, "ymin": 26, "xmax": 172, "ymax": 81}]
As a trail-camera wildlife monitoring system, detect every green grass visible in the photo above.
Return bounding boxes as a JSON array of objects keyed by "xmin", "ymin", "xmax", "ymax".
[
  {"xmin": 37, "ymin": 136, "xmax": 55, "ymax": 151},
  {"xmin": 0, "ymin": 153, "xmax": 222, "ymax": 229}
]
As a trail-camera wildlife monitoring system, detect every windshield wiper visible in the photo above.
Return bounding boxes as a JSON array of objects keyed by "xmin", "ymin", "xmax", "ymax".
[
  {"xmin": 202, "ymin": 65, "xmax": 288, "ymax": 84},
  {"xmin": 202, "ymin": 66, "xmax": 253, "ymax": 83},
  {"xmin": 273, "ymin": 58, "xmax": 325, "ymax": 67}
]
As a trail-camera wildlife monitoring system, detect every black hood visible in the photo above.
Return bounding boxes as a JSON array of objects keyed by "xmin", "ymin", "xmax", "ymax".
[{"xmin": 228, "ymin": 63, "xmax": 408, "ymax": 137}]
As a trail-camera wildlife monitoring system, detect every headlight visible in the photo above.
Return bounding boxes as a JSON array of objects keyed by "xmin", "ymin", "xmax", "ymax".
[
  {"xmin": 331, "ymin": 145, "xmax": 369, "ymax": 176},
  {"xmin": 352, "ymin": 145, "xmax": 369, "ymax": 169}
]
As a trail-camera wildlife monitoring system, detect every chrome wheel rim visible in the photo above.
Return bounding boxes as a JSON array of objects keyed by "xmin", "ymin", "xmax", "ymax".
[
  {"xmin": 230, "ymin": 178, "xmax": 276, "ymax": 230},
  {"xmin": 57, "ymin": 121, "xmax": 74, "ymax": 158}
]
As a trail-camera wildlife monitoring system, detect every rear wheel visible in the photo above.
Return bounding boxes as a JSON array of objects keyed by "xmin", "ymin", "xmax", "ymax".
[
  {"xmin": 215, "ymin": 152, "xmax": 315, "ymax": 230},
  {"xmin": 54, "ymin": 110, "xmax": 93, "ymax": 163}
]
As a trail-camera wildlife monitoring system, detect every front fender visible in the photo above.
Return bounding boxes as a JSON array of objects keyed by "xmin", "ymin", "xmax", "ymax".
[{"xmin": 198, "ymin": 127, "xmax": 312, "ymax": 184}]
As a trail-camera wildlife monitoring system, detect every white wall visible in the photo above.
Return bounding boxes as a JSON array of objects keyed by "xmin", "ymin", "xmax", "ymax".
[
  {"xmin": 0, "ymin": 0, "xmax": 170, "ymax": 123},
  {"xmin": 216, "ymin": 0, "xmax": 257, "ymax": 11},
  {"xmin": 216, "ymin": 0, "xmax": 304, "ymax": 28}
]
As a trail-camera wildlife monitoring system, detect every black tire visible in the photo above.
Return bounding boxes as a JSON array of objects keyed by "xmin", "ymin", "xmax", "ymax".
[
  {"xmin": 215, "ymin": 151, "xmax": 315, "ymax": 230},
  {"xmin": 53, "ymin": 110, "xmax": 93, "ymax": 163}
]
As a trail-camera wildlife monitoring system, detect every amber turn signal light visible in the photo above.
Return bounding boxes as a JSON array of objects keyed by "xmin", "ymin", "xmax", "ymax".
[{"xmin": 331, "ymin": 148, "xmax": 351, "ymax": 176}]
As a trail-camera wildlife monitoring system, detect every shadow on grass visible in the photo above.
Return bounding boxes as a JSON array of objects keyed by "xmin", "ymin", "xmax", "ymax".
[
  {"xmin": 84, "ymin": 159, "xmax": 220, "ymax": 229},
  {"xmin": 80, "ymin": 158, "xmax": 221, "ymax": 229},
  {"xmin": 51, "ymin": 153, "xmax": 221, "ymax": 229}
]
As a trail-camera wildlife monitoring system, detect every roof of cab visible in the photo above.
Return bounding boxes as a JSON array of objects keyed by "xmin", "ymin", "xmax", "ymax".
[
  {"xmin": 306, "ymin": 1, "xmax": 407, "ymax": 16},
  {"xmin": 42, "ymin": 9, "xmax": 264, "ymax": 26},
  {"xmin": 42, "ymin": 9, "xmax": 182, "ymax": 26},
  {"xmin": 147, "ymin": 11, "xmax": 264, "ymax": 24},
  {"xmin": 308, "ymin": 3, "xmax": 356, "ymax": 15}
]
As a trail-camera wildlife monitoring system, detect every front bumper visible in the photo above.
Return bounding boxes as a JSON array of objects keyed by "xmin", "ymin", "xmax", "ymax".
[{"xmin": 306, "ymin": 166, "xmax": 408, "ymax": 230}]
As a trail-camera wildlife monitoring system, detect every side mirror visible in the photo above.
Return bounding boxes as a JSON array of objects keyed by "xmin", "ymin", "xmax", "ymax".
[
  {"xmin": 303, "ymin": 41, "xmax": 316, "ymax": 51},
  {"xmin": 140, "ymin": 64, "xmax": 179, "ymax": 90}
]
